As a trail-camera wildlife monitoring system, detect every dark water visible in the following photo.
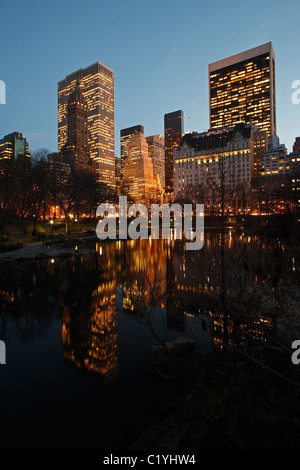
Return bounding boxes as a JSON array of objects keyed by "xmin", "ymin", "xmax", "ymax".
[{"xmin": 0, "ymin": 232, "xmax": 296, "ymax": 449}]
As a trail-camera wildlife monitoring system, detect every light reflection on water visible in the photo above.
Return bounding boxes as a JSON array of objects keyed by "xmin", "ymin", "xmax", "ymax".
[{"xmin": 0, "ymin": 231, "xmax": 296, "ymax": 449}]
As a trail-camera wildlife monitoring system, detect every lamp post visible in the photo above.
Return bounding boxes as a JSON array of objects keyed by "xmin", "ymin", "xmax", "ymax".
[{"xmin": 50, "ymin": 219, "xmax": 54, "ymax": 236}]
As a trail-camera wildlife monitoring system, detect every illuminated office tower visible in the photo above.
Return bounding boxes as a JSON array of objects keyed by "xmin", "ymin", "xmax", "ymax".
[
  {"xmin": 124, "ymin": 131, "xmax": 161, "ymax": 204},
  {"xmin": 58, "ymin": 61, "xmax": 115, "ymax": 186},
  {"xmin": 209, "ymin": 42, "xmax": 276, "ymax": 137},
  {"xmin": 164, "ymin": 110, "xmax": 184, "ymax": 190},
  {"xmin": 0, "ymin": 132, "xmax": 31, "ymax": 172},
  {"xmin": 120, "ymin": 125, "xmax": 144, "ymax": 178},
  {"xmin": 146, "ymin": 134, "xmax": 165, "ymax": 188},
  {"xmin": 60, "ymin": 76, "xmax": 91, "ymax": 170}
]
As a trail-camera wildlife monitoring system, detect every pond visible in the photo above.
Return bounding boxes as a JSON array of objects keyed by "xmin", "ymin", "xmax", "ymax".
[{"xmin": 0, "ymin": 231, "xmax": 297, "ymax": 449}]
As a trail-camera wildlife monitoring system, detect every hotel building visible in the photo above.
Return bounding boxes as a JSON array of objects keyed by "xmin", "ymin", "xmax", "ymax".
[
  {"xmin": 58, "ymin": 61, "xmax": 115, "ymax": 186},
  {"xmin": 209, "ymin": 42, "xmax": 276, "ymax": 137},
  {"xmin": 174, "ymin": 123, "xmax": 256, "ymax": 211}
]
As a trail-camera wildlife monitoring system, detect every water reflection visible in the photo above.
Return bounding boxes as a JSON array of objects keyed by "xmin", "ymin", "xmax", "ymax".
[
  {"xmin": 61, "ymin": 255, "xmax": 118, "ymax": 383},
  {"xmin": 0, "ymin": 230, "xmax": 295, "ymax": 382}
]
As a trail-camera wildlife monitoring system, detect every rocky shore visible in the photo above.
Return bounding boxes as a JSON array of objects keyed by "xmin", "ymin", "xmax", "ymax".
[{"xmin": 0, "ymin": 234, "xmax": 99, "ymax": 264}]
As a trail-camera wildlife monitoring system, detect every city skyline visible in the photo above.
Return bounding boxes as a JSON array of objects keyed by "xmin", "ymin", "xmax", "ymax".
[{"xmin": 0, "ymin": 0, "xmax": 300, "ymax": 156}]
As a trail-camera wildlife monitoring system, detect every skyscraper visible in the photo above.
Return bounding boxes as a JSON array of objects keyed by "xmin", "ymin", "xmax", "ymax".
[
  {"xmin": 120, "ymin": 125, "xmax": 144, "ymax": 179},
  {"xmin": 60, "ymin": 76, "xmax": 91, "ymax": 170},
  {"xmin": 124, "ymin": 131, "xmax": 161, "ymax": 204},
  {"xmin": 164, "ymin": 110, "xmax": 184, "ymax": 190},
  {"xmin": 58, "ymin": 61, "xmax": 115, "ymax": 186},
  {"xmin": 146, "ymin": 134, "xmax": 165, "ymax": 189},
  {"xmin": 0, "ymin": 132, "xmax": 31, "ymax": 167},
  {"xmin": 209, "ymin": 42, "xmax": 276, "ymax": 137}
]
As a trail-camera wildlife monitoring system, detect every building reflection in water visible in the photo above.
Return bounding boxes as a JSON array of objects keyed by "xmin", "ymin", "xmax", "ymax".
[
  {"xmin": 61, "ymin": 251, "xmax": 118, "ymax": 383},
  {"xmin": 0, "ymin": 231, "xmax": 284, "ymax": 382}
]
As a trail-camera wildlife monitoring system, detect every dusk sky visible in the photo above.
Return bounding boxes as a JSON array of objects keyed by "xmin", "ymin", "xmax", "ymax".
[{"xmin": 0, "ymin": 0, "xmax": 300, "ymax": 153}]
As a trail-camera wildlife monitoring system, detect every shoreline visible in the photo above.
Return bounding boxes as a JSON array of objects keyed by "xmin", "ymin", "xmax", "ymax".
[
  {"xmin": 0, "ymin": 234, "xmax": 99, "ymax": 265},
  {"xmin": 0, "ymin": 218, "xmax": 299, "ymax": 265}
]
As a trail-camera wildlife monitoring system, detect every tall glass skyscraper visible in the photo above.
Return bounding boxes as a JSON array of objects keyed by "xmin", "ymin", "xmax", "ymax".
[
  {"xmin": 0, "ymin": 132, "xmax": 31, "ymax": 164},
  {"xmin": 58, "ymin": 62, "xmax": 115, "ymax": 186},
  {"xmin": 209, "ymin": 42, "xmax": 276, "ymax": 137}
]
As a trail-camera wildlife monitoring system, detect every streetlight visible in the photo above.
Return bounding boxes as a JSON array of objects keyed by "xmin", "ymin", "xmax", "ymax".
[{"xmin": 49, "ymin": 219, "xmax": 54, "ymax": 236}]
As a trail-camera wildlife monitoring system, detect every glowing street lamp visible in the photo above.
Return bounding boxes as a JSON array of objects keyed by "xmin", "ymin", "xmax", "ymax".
[{"xmin": 49, "ymin": 219, "xmax": 54, "ymax": 236}]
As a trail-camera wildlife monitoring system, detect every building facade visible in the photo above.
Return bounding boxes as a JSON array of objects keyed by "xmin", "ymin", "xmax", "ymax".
[
  {"xmin": 209, "ymin": 42, "xmax": 276, "ymax": 137},
  {"xmin": 60, "ymin": 77, "xmax": 91, "ymax": 170},
  {"xmin": 120, "ymin": 125, "xmax": 144, "ymax": 179},
  {"xmin": 0, "ymin": 132, "xmax": 31, "ymax": 181},
  {"xmin": 292, "ymin": 137, "xmax": 300, "ymax": 153},
  {"xmin": 164, "ymin": 110, "xmax": 184, "ymax": 190},
  {"xmin": 260, "ymin": 135, "xmax": 288, "ymax": 176},
  {"xmin": 0, "ymin": 132, "xmax": 31, "ymax": 166},
  {"xmin": 124, "ymin": 131, "xmax": 161, "ymax": 205},
  {"xmin": 146, "ymin": 134, "xmax": 165, "ymax": 189},
  {"xmin": 58, "ymin": 61, "xmax": 115, "ymax": 186},
  {"xmin": 174, "ymin": 123, "xmax": 256, "ymax": 212},
  {"xmin": 47, "ymin": 152, "xmax": 71, "ymax": 184}
]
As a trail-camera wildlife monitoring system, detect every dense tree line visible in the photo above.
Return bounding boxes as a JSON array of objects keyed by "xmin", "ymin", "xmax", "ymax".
[{"xmin": 0, "ymin": 148, "xmax": 117, "ymax": 236}]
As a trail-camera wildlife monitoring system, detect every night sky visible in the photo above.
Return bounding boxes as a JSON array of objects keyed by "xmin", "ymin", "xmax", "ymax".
[{"xmin": 0, "ymin": 0, "xmax": 299, "ymax": 153}]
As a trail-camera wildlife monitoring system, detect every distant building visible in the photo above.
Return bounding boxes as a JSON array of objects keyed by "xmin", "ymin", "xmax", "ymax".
[
  {"xmin": 47, "ymin": 152, "xmax": 71, "ymax": 183},
  {"xmin": 164, "ymin": 110, "xmax": 184, "ymax": 190},
  {"xmin": 146, "ymin": 134, "xmax": 165, "ymax": 189},
  {"xmin": 0, "ymin": 132, "xmax": 31, "ymax": 167},
  {"xmin": 124, "ymin": 131, "xmax": 161, "ymax": 205},
  {"xmin": 252, "ymin": 138, "xmax": 300, "ymax": 214},
  {"xmin": 253, "ymin": 130, "xmax": 268, "ymax": 179},
  {"xmin": 173, "ymin": 123, "xmax": 257, "ymax": 212},
  {"xmin": 120, "ymin": 125, "xmax": 144, "ymax": 179},
  {"xmin": 288, "ymin": 152, "xmax": 300, "ymax": 211},
  {"xmin": 58, "ymin": 61, "xmax": 115, "ymax": 186},
  {"xmin": 260, "ymin": 135, "xmax": 288, "ymax": 176},
  {"xmin": 289, "ymin": 152, "xmax": 300, "ymax": 174},
  {"xmin": 209, "ymin": 42, "xmax": 276, "ymax": 136},
  {"xmin": 292, "ymin": 137, "xmax": 300, "ymax": 153}
]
